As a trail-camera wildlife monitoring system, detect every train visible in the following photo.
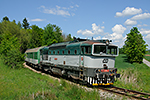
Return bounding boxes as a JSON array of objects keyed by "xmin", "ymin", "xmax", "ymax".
[{"xmin": 25, "ymin": 38, "xmax": 120, "ymax": 86}]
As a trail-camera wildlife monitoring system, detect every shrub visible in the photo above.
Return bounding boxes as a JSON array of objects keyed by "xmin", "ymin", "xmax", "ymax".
[{"xmin": 0, "ymin": 33, "xmax": 24, "ymax": 68}]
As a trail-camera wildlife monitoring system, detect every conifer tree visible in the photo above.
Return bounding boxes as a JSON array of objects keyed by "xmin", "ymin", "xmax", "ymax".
[{"xmin": 22, "ymin": 18, "xmax": 29, "ymax": 29}]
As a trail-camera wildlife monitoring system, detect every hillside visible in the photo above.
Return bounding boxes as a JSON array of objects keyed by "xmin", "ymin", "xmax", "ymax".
[{"xmin": 0, "ymin": 58, "xmax": 102, "ymax": 100}]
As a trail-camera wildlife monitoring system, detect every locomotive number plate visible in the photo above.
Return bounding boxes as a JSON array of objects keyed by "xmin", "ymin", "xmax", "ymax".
[{"xmin": 103, "ymin": 59, "xmax": 108, "ymax": 63}]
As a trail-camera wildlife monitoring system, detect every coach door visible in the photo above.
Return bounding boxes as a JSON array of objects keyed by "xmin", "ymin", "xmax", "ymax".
[{"xmin": 40, "ymin": 49, "xmax": 43, "ymax": 62}]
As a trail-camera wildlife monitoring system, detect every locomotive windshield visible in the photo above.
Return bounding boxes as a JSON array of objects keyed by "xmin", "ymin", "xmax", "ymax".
[
  {"xmin": 93, "ymin": 45, "xmax": 118, "ymax": 55},
  {"xmin": 94, "ymin": 45, "xmax": 106, "ymax": 54}
]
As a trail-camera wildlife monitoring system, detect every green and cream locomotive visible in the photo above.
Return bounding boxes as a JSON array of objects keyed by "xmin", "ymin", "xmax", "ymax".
[{"xmin": 25, "ymin": 38, "xmax": 120, "ymax": 86}]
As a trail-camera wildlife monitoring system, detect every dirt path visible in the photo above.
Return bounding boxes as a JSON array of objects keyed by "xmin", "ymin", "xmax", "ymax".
[{"xmin": 143, "ymin": 59, "xmax": 150, "ymax": 67}]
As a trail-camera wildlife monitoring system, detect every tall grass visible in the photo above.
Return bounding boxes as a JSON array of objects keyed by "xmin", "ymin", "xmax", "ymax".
[
  {"xmin": 115, "ymin": 54, "xmax": 150, "ymax": 93},
  {"xmin": 0, "ymin": 58, "xmax": 102, "ymax": 100}
]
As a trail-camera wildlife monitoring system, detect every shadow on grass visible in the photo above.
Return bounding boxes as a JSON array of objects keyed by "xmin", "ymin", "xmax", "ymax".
[{"xmin": 121, "ymin": 55, "xmax": 130, "ymax": 63}]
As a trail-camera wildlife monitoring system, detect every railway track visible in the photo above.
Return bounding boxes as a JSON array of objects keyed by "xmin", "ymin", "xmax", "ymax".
[
  {"xmin": 99, "ymin": 86, "xmax": 150, "ymax": 100},
  {"xmin": 24, "ymin": 63, "xmax": 150, "ymax": 100}
]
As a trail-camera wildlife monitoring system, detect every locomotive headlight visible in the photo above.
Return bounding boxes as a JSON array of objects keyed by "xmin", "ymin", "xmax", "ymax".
[
  {"xmin": 103, "ymin": 64, "xmax": 107, "ymax": 69},
  {"xmin": 107, "ymin": 78, "xmax": 111, "ymax": 81}
]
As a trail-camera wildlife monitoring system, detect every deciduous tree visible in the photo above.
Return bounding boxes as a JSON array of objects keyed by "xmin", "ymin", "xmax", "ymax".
[
  {"xmin": 2, "ymin": 16, "xmax": 9, "ymax": 21},
  {"xmin": 124, "ymin": 27, "xmax": 148, "ymax": 63}
]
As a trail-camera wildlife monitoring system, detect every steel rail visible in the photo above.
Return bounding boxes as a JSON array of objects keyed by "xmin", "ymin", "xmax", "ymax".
[{"xmin": 99, "ymin": 86, "xmax": 150, "ymax": 100}]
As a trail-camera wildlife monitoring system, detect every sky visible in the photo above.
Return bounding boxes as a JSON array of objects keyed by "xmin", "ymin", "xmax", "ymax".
[{"xmin": 0, "ymin": 0, "xmax": 150, "ymax": 49}]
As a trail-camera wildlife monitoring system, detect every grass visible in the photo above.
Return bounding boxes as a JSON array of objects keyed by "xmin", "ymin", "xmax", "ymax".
[
  {"xmin": 0, "ymin": 58, "xmax": 104, "ymax": 100},
  {"xmin": 114, "ymin": 54, "xmax": 150, "ymax": 93},
  {"xmin": 1, "ymin": 54, "xmax": 150, "ymax": 99}
]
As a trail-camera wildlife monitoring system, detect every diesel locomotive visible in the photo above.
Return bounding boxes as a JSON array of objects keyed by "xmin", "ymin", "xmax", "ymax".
[{"xmin": 25, "ymin": 38, "xmax": 120, "ymax": 86}]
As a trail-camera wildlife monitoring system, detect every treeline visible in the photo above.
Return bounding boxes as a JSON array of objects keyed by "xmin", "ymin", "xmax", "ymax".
[{"xmin": 0, "ymin": 16, "xmax": 73, "ymax": 68}]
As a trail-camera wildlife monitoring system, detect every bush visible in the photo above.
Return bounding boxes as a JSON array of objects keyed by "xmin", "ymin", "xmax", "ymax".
[{"xmin": 0, "ymin": 33, "xmax": 24, "ymax": 68}]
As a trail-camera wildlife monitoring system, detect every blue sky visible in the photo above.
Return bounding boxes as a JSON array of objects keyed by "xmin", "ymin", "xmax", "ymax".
[{"xmin": 1, "ymin": 0, "xmax": 150, "ymax": 49}]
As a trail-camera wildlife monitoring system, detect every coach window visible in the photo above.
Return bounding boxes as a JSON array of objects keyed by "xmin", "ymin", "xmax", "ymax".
[
  {"xmin": 49, "ymin": 51, "xmax": 51, "ymax": 54},
  {"xmin": 57, "ymin": 51, "xmax": 59, "ymax": 54},
  {"xmin": 68, "ymin": 50, "xmax": 70, "ymax": 54}
]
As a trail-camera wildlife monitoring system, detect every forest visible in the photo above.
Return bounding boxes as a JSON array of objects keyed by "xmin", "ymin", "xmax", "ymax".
[{"xmin": 0, "ymin": 16, "xmax": 73, "ymax": 68}]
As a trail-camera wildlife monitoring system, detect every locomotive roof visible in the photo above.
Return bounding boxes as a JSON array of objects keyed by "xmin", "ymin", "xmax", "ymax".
[
  {"xmin": 48, "ymin": 39, "xmax": 117, "ymax": 49},
  {"xmin": 25, "ymin": 46, "xmax": 45, "ymax": 53}
]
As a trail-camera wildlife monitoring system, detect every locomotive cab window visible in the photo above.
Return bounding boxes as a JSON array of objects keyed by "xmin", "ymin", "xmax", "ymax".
[
  {"xmin": 85, "ymin": 46, "xmax": 91, "ymax": 54},
  {"xmin": 107, "ymin": 46, "xmax": 117, "ymax": 55},
  {"xmin": 81, "ymin": 46, "xmax": 91, "ymax": 54},
  {"xmin": 94, "ymin": 45, "xmax": 106, "ymax": 54}
]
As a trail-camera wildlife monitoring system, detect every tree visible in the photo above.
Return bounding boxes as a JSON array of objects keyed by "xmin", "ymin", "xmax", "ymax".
[
  {"xmin": 124, "ymin": 27, "xmax": 148, "ymax": 63},
  {"xmin": 2, "ymin": 16, "xmax": 9, "ymax": 21},
  {"xmin": 17, "ymin": 21, "xmax": 22, "ymax": 29},
  {"xmin": 28, "ymin": 25, "xmax": 44, "ymax": 48},
  {"xmin": 43, "ymin": 24, "xmax": 63, "ymax": 46},
  {"xmin": 66, "ymin": 34, "xmax": 73, "ymax": 41},
  {"xmin": 22, "ymin": 18, "xmax": 29, "ymax": 29}
]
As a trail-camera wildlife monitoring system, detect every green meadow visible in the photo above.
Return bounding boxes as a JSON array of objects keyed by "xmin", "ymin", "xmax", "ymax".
[
  {"xmin": 0, "ymin": 54, "xmax": 150, "ymax": 100},
  {"xmin": 114, "ymin": 54, "xmax": 150, "ymax": 93},
  {"xmin": 0, "ymin": 58, "xmax": 101, "ymax": 100}
]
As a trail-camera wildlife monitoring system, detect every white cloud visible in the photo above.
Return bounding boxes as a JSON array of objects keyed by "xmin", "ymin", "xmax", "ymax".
[
  {"xmin": 30, "ymin": 18, "xmax": 45, "ymax": 22},
  {"xmin": 116, "ymin": 7, "xmax": 142, "ymax": 17},
  {"xmin": 112, "ymin": 24, "xmax": 126, "ymax": 34},
  {"xmin": 110, "ymin": 24, "xmax": 126, "ymax": 40},
  {"xmin": 77, "ymin": 29, "xmax": 93, "ymax": 36},
  {"xmin": 77, "ymin": 23, "xmax": 104, "ymax": 36},
  {"xmin": 124, "ymin": 13, "xmax": 150, "ymax": 26},
  {"xmin": 93, "ymin": 36, "xmax": 101, "ymax": 40},
  {"xmin": 124, "ymin": 19, "xmax": 137, "ymax": 26},
  {"xmin": 131, "ymin": 13, "xmax": 150, "ymax": 20},
  {"xmin": 137, "ymin": 24, "xmax": 148, "ymax": 27},
  {"xmin": 75, "ymin": 4, "xmax": 79, "ymax": 7},
  {"xmin": 140, "ymin": 28, "xmax": 150, "ymax": 34},
  {"xmin": 39, "ymin": 5, "xmax": 79, "ymax": 17},
  {"xmin": 145, "ymin": 34, "xmax": 150, "ymax": 39}
]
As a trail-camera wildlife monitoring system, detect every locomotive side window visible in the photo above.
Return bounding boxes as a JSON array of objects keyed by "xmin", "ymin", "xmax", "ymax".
[
  {"xmin": 81, "ymin": 47, "xmax": 84, "ymax": 54},
  {"xmin": 68, "ymin": 50, "xmax": 70, "ymax": 54},
  {"xmin": 85, "ymin": 46, "xmax": 91, "ymax": 54},
  {"xmin": 75, "ymin": 50, "xmax": 77, "ymax": 54},
  {"xmin": 94, "ymin": 45, "xmax": 106, "ymax": 54},
  {"xmin": 62, "ymin": 50, "xmax": 64, "ymax": 54},
  {"xmin": 107, "ymin": 46, "xmax": 117, "ymax": 55}
]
